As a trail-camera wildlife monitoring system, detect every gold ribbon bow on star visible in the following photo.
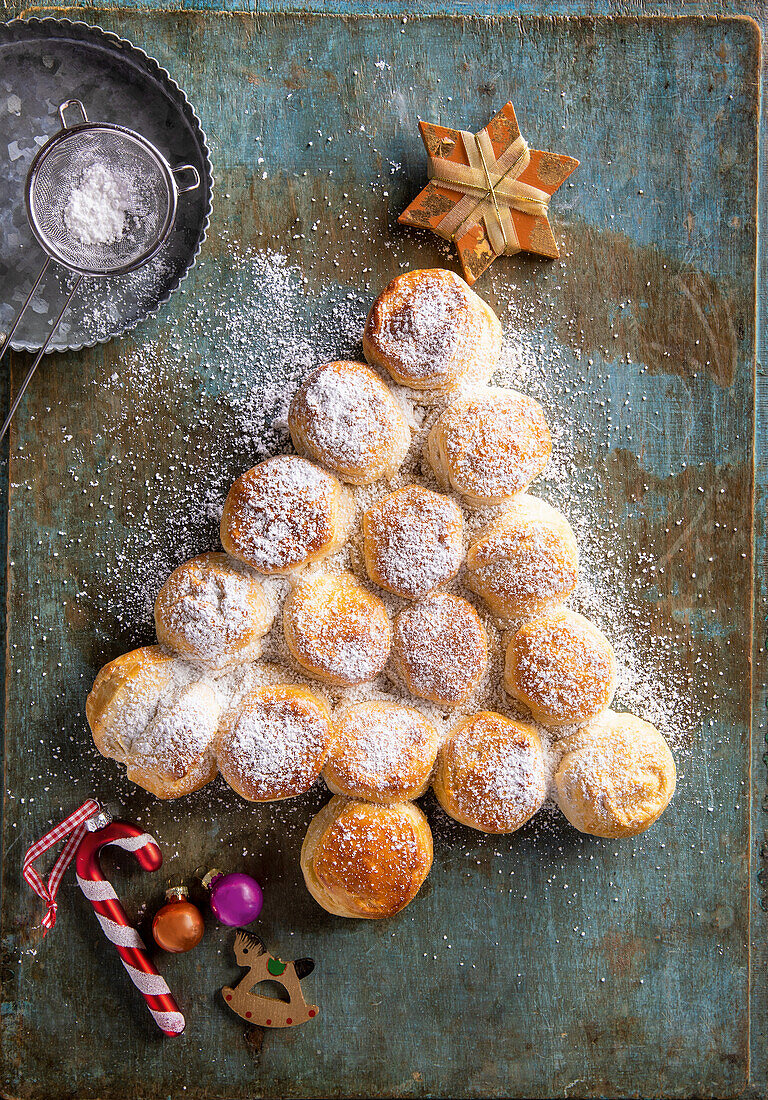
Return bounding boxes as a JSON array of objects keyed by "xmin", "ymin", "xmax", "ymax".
[
  {"xmin": 399, "ymin": 102, "xmax": 579, "ymax": 284},
  {"xmin": 428, "ymin": 130, "xmax": 550, "ymax": 256}
]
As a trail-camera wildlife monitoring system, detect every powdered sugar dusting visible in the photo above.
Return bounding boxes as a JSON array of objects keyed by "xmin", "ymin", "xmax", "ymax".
[
  {"xmin": 510, "ymin": 612, "xmax": 615, "ymax": 724},
  {"xmin": 553, "ymin": 716, "xmax": 676, "ymax": 836},
  {"xmin": 471, "ymin": 523, "xmax": 576, "ymax": 607},
  {"xmin": 316, "ymin": 802, "xmax": 429, "ymax": 912},
  {"xmin": 492, "ymin": 315, "xmax": 702, "ymax": 755},
  {"xmin": 374, "ymin": 272, "xmax": 465, "ymax": 380},
  {"xmin": 305, "ymin": 368, "xmax": 379, "ymax": 463},
  {"xmin": 292, "ymin": 360, "xmax": 408, "ymax": 478},
  {"xmin": 428, "ymin": 389, "xmax": 551, "ymax": 502},
  {"xmin": 327, "ymin": 702, "xmax": 438, "ymax": 798},
  {"xmin": 392, "ymin": 593, "xmax": 488, "ymax": 706},
  {"xmin": 218, "ymin": 687, "xmax": 331, "ymax": 800},
  {"xmin": 285, "ymin": 574, "xmax": 391, "ymax": 685},
  {"xmin": 134, "ymin": 682, "xmax": 219, "ymax": 779},
  {"xmin": 222, "ymin": 456, "xmax": 339, "ymax": 572},
  {"xmin": 42, "ymin": 246, "xmax": 701, "ymax": 853},
  {"xmin": 158, "ymin": 557, "xmax": 269, "ymax": 665},
  {"xmin": 364, "ymin": 485, "xmax": 463, "ymax": 599},
  {"xmin": 444, "ymin": 714, "xmax": 548, "ymax": 833}
]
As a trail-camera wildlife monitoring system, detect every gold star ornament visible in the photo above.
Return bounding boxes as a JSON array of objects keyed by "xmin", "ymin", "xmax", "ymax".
[{"xmin": 399, "ymin": 102, "xmax": 579, "ymax": 284}]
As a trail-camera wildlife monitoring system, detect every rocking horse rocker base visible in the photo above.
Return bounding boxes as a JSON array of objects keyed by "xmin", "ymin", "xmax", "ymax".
[{"xmin": 222, "ymin": 930, "xmax": 319, "ymax": 1028}]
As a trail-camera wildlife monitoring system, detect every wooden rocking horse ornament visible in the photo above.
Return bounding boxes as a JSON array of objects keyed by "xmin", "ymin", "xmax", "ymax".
[{"xmin": 222, "ymin": 930, "xmax": 319, "ymax": 1028}]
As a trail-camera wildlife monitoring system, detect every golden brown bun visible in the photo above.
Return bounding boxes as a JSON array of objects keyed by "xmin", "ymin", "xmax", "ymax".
[
  {"xmin": 288, "ymin": 360, "xmax": 411, "ymax": 485},
  {"xmin": 283, "ymin": 572, "xmax": 391, "ymax": 686},
  {"xmin": 216, "ymin": 683, "xmax": 333, "ymax": 802},
  {"xmin": 154, "ymin": 552, "xmax": 274, "ymax": 669},
  {"xmin": 220, "ymin": 455, "xmax": 353, "ymax": 575},
  {"xmin": 433, "ymin": 711, "xmax": 547, "ymax": 833},
  {"xmin": 554, "ymin": 711, "xmax": 676, "ymax": 837},
  {"xmin": 323, "ymin": 700, "xmax": 439, "ymax": 803},
  {"xmin": 425, "ymin": 387, "xmax": 552, "ymax": 506},
  {"xmin": 86, "ymin": 646, "xmax": 219, "ymax": 799},
  {"xmin": 466, "ymin": 496, "xmax": 578, "ymax": 623},
  {"xmin": 391, "ymin": 592, "xmax": 488, "ymax": 707},
  {"xmin": 363, "ymin": 484, "xmax": 464, "ymax": 600},
  {"xmin": 362, "ymin": 269, "xmax": 502, "ymax": 393},
  {"xmin": 504, "ymin": 609, "xmax": 616, "ymax": 728},
  {"xmin": 300, "ymin": 796, "xmax": 433, "ymax": 918}
]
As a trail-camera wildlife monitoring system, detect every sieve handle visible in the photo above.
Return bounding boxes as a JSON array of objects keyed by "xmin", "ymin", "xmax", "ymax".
[
  {"xmin": 0, "ymin": 258, "xmax": 51, "ymax": 365},
  {"xmin": 0, "ymin": 274, "xmax": 83, "ymax": 444},
  {"xmin": 58, "ymin": 99, "xmax": 88, "ymax": 130},
  {"xmin": 172, "ymin": 164, "xmax": 201, "ymax": 194}
]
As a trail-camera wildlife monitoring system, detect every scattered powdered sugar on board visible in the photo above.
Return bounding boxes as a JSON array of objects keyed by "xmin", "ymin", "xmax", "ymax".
[
  {"xmin": 97, "ymin": 249, "xmax": 699, "ymax": 770},
  {"xmin": 67, "ymin": 250, "xmax": 175, "ymax": 344},
  {"xmin": 492, "ymin": 309, "xmax": 703, "ymax": 762},
  {"xmin": 63, "ymin": 249, "xmax": 371, "ymax": 645}
]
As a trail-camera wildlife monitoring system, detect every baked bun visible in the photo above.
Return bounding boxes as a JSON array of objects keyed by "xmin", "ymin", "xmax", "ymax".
[
  {"xmin": 425, "ymin": 388, "xmax": 552, "ymax": 506},
  {"xmin": 433, "ymin": 711, "xmax": 547, "ymax": 833},
  {"xmin": 323, "ymin": 700, "xmax": 439, "ymax": 802},
  {"xmin": 215, "ymin": 683, "xmax": 332, "ymax": 802},
  {"xmin": 504, "ymin": 609, "xmax": 616, "ymax": 728},
  {"xmin": 466, "ymin": 496, "xmax": 578, "ymax": 623},
  {"xmin": 362, "ymin": 484, "xmax": 464, "ymax": 600},
  {"xmin": 220, "ymin": 455, "xmax": 353, "ymax": 575},
  {"xmin": 288, "ymin": 360, "xmax": 410, "ymax": 485},
  {"xmin": 154, "ymin": 552, "xmax": 274, "ymax": 669},
  {"xmin": 362, "ymin": 268, "xmax": 502, "ymax": 394},
  {"xmin": 283, "ymin": 572, "xmax": 391, "ymax": 686},
  {"xmin": 391, "ymin": 592, "xmax": 488, "ymax": 707},
  {"xmin": 301, "ymin": 796, "xmax": 433, "ymax": 918},
  {"xmin": 555, "ymin": 711, "xmax": 676, "ymax": 837},
  {"xmin": 86, "ymin": 646, "xmax": 219, "ymax": 799}
]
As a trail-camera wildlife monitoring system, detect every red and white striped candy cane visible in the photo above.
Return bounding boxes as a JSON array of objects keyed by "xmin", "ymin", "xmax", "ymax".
[{"xmin": 76, "ymin": 819, "xmax": 185, "ymax": 1037}]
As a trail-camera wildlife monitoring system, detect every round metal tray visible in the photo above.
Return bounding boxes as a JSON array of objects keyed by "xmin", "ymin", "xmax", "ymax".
[{"xmin": 0, "ymin": 17, "xmax": 213, "ymax": 352}]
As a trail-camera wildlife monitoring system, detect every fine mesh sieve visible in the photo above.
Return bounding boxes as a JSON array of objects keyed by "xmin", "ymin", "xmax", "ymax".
[
  {"xmin": 0, "ymin": 98, "xmax": 200, "ymax": 439},
  {"xmin": 27, "ymin": 125, "xmax": 176, "ymax": 276}
]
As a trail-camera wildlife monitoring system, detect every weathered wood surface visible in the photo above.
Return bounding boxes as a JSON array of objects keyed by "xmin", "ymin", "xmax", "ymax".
[{"xmin": 0, "ymin": 8, "xmax": 763, "ymax": 1099}]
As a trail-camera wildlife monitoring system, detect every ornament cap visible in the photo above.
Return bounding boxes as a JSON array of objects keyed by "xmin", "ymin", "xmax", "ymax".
[
  {"xmin": 201, "ymin": 868, "xmax": 223, "ymax": 890},
  {"xmin": 165, "ymin": 886, "xmax": 189, "ymax": 902},
  {"xmin": 84, "ymin": 807, "xmax": 112, "ymax": 831}
]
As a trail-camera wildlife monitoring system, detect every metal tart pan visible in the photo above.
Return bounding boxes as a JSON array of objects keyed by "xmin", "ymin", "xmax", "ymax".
[{"xmin": 0, "ymin": 17, "xmax": 213, "ymax": 352}]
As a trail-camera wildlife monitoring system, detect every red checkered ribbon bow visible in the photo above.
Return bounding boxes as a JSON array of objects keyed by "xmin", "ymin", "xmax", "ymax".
[{"xmin": 23, "ymin": 799, "xmax": 100, "ymax": 932}]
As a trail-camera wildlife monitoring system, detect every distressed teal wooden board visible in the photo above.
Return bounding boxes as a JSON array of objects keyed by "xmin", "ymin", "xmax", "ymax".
[{"xmin": 0, "ymin": 11, "xmax": 760, "ymax": 1099}]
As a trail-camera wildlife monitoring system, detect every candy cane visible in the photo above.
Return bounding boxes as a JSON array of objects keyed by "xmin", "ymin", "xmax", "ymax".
[{"xmin": 75, "ymin": 820, "xmax": 185, "ymax": 1037}]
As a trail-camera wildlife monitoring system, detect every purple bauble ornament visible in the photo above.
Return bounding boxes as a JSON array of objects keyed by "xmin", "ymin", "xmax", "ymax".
[{"xmin": 204, "ymin": 870, "xmax": 263, "ymax": 926}]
